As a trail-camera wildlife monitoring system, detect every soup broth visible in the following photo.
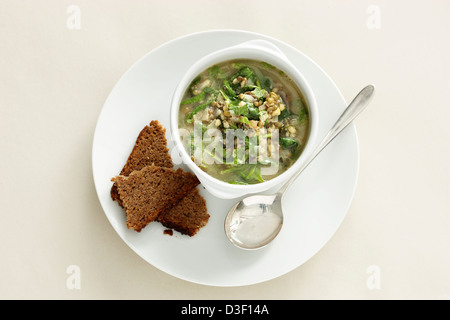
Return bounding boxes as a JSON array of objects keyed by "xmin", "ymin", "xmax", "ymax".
[{"xmin": 178, "ymin": 59, "xmax": 310, "ymax": 185}]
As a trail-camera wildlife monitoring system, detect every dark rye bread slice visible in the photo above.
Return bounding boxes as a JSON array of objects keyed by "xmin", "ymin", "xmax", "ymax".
[
  {"xmin": 157, "ymin": 188, "xmax": 209, "ymax": 237},
  {"xmin": 111, "ymin": 120, "xmax": 173, "ymax": 206},
  {"xmin": 110, "ymin": 120, "xmax": 209, "ymax": 235},
  {"xmin": 111, "ymin": 165, "xmax": 200, "ymax": 232}
]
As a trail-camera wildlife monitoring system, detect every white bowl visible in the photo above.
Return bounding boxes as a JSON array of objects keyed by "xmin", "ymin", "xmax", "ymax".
[{"xmin": 170, "ymin": 39, "xmax": 318, "ymax": 199}]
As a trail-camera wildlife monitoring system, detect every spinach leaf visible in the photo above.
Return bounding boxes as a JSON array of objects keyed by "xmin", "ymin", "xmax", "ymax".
[
  {"xmin": 232, "ymin": 62, "xmax": 244, "ymax": 70},
  {"xmin": 186, "ymin": 100, "xmax": 214, "ymax": 123},
  {"xmin": 280, "ymin": 137, "xmax": 299, "ymax": 149},
  {"xmin": 203, "ymin": 86, "xmax": 217, "ymax": 95},
  {"xmin": 239, "ymin": 116, "xmax": 251, "ymax": 125},
  {"xmin": 250, "ymin": 165, "xmax": 264, "ymax": 183},
  {"xmin": 223, "ymin": 164, "xmax": 264, "ymax": 184},
  {"xmin": 252, "ymin": 87, "xmax": 267, "ymax": 100},
  {"xmin": 228, "ymin": 101, "xmax": 248, "ymax": 117},
  {"xmin": 298, "ymin": 107, "xmax": 308, "ymax": 123},
  {"xmin": 228, "ymin": 100, "xmax": 260, "ymax": 120},
  {"xmin": 278, "ymin": 108, "xmax": 291, "ymax": 121},
  {"xmin": 232, "ymin": 66, "xmax": 256, "ymax": 81},
  {"xmin": 230, "ymin": 66, "xmax": 259, "ymax": 92},
  {"xmin": 191, "ymin": 75, "xmax": 201, "ymax": 85},
  {"xmin": 247, "ymin": 104, "xmax": 260, "ymax": 120},
  {"xmin": 260, "ymin": 61, "xmax": 277, "ymax": 70},
  {"xmin": 181, "ymin": 86, "xmax": 217, "ymax": 105},
  {"xmin": 242, "ymin": 164, "xmax": 264, "ymax": 183},
  {"xmin": 223, "ymin": 79, "xmax": 237, "ymax": 98},
  {"xmin": 180, "ymin": 90, "xmax": 205, "ymax": 105},
  {"xmin": 261, "ymin": 77, "xmax": 271, "ymax": 91},
  {"xmin": 208, "ymin": 65, "xmax": 225, "ymax": 80}
]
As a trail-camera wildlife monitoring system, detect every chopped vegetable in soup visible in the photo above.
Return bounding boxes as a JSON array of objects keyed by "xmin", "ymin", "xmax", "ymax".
[{"xmin": 178, "ymin": 59, "xmax": 310, "ymax": 185}]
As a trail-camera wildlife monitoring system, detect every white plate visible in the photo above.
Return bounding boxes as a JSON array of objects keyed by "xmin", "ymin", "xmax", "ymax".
[{"xmin": 92, "ymin": 30, "xmax": 359, "ymax": 287}]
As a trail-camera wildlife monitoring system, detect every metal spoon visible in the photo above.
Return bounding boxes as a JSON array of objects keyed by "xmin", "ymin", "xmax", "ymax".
[{"xmin": 224, "ymin": 85, "xmax": 375, "ymax": 250}]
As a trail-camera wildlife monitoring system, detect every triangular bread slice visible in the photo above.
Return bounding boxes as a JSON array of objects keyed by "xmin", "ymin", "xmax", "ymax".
[
  {"xmin": 157, "ymin": 188, "xmax": 209, "ymax": 236},
  {"xmin": 111, "ymin": 120, "xmax": 173, "ymax": 206},
  {"xmin": 111, "ymin": 166, "xmax": 199, "ymax": 232}
]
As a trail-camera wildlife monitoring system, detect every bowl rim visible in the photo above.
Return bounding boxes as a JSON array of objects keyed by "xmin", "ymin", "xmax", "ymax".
[{"xmin": 170, "ymin": 40, "xmax": 319, "ymax": 196}]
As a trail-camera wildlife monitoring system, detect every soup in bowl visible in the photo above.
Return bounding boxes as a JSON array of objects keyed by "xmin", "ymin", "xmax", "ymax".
[{"xmin": 171, "ymin": 40, "xmax": 318, "ymax": 199}]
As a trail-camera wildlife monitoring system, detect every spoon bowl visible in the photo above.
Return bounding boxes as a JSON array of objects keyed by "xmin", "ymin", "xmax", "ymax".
[
  {"xmin": 224, "ymin": 85, "xmax": 375, "ymax": 250},
  {"xmin": 225, "ymin": 194, "xmax": 282, "ymax": 250}
]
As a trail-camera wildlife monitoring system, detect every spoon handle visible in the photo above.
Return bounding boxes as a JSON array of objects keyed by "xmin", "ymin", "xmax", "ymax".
[{"xmin": 277, "ymin": 84, "xmax": 375, "ymax": 196}]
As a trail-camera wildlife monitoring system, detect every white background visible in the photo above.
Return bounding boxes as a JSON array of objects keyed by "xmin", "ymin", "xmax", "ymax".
[{"xmin": 1, "ymin": 0, "xmax": 449, "ymax": 299}]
